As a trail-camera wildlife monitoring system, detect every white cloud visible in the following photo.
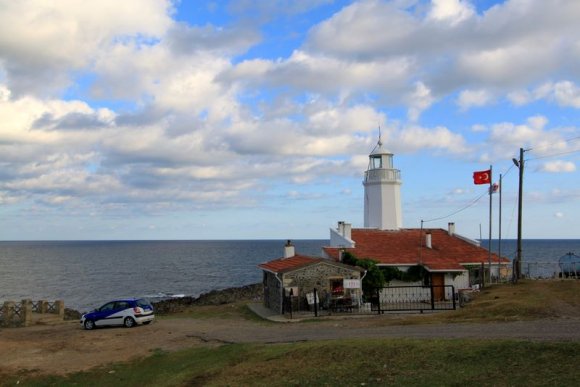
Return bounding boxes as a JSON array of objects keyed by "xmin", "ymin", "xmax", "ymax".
[
  {"xmin": 406, "ymin": 82, "xmax": 435, "ymax": 122},
  {"xmin": 0, "ymin": 84, "xmax": 10, "ymax": 101},
  {"xmin": 482, "ymin": 115, "xmax": 578, "ymax": 162},
  {"xmin": 392, "ymin": 125, "xmax": 469, "ymax": 154},
  {"xmin": 428, "ymin": 0, "xmax": 475, "ymax": 26},
  {"xmin": 507, "ymin": 90, "xmax": 532, "ymax": 106},
  {"xmin": 0, "ymin": 0, "xmax": 173, "ymax": 95},
  {"xmin": 508, "ymin": 81, "xmax": 580, "ymax": 107},
  {"xmin": 306, "ymin": 1, "xmax": 417, "ymax": 59},
  {"xmin": 305, "ymin": 0, "xmax": 580, "ymax": 112},
  {"xmin": 224, "ymin": 50, "xmax": 413, "ymax": 99},
  {"xmin": 552, "ymin": 81, "xmax": 580, "ymax": 108},
  {"xmin": 457, "ymin": 89, "xmax": 494, "ymax": 110},
  {"xmin": 554, "ymin": 212, "xmax": 564, "ymax": 218},
  {"xmin": 538, "ymin": 160, "xmax": 576, "ymax": 173}
]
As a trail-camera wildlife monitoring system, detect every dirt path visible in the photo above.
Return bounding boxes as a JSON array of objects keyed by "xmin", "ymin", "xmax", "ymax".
[{"xmin": 1, "ymin": 316, "xmax": 579, "ymax": 377}]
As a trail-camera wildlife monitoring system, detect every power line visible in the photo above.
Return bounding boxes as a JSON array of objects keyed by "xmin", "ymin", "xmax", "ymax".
[
  {"xmin": 422, "ymin": 190, "xmax": 488, "ymax": 223},
  {"xmin": 421, "ymin": 162, "xmax": 516, "ymax": 225},
  {"xmin": 526, "ymin": 148, "xmax": 580, "ymax": 161},
  {"xmin": 524, "ymin": 134, "xmax": 580, "ymax": 161}
]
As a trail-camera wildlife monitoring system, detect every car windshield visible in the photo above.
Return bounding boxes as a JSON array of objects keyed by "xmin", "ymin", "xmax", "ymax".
[{"xmin": 136, "ymin": 299, "xmax": 152, "ymax": 308}]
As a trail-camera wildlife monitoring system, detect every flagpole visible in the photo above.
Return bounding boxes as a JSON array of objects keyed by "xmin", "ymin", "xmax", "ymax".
[{"xmin": 488, "ymin": 165, "xmax": 493, "ymax": 285}]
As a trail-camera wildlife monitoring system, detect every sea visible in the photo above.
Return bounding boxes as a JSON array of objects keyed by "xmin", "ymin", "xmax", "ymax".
[
  {"xmin": 0, "ymin": 239, "xmax": 578, "ymax": 312},
  {"xmin": 0, "ymin": 240, "xmax": 326, "ymax": 312}
]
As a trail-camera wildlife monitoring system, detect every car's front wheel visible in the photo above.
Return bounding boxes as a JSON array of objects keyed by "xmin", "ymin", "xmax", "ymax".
[
  {"xmin": 124, "ymin": 317, "xmax": 136, "ymax": 328},
  {"xmin": 84, "ymin": 320, "xmax": 95, "ymax": 330}
]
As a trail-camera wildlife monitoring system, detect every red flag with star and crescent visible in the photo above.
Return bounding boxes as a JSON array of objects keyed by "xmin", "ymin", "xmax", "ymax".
[{"xmin": 473, "ymin": 169, "xmax": 491, "ymax": 185}]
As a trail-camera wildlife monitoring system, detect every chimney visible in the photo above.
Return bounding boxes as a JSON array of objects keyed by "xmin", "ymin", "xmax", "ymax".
[
  {"xmin": 448, "ymin": 222, "xmax": 455, "ymax": 236},
  {"xmin": 425, "ymin": 232, "xmax": 432, "ymax": 249},
  {"xmin": 343, "ymin": 222, "xmax": 352, "ymax": 240},
  {"xmin": 337, "ymin": 221, "xmax": 352, "ymax": 240},
  {"xmin": 284, "ymin": 240, "xmax": 295, "ymax": 258}
]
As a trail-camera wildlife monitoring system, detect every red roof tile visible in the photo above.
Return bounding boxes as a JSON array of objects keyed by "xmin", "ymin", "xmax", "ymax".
[
  {"xmin": 258, "ymin": 255, "xmax": 322, "ymax": 273},
  {"xmin": 323, "ymin": 228, "xmax": 509, "ymax": 272}
]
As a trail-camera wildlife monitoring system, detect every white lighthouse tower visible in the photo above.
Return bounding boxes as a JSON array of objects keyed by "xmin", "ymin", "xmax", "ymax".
[{"xmin": 363, "ymin": 137, "xmax": 402, "ymax": 230}]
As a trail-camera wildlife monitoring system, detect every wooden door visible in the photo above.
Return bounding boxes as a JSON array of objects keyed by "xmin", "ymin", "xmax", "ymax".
[{"xmin": 431, "ymin": 273, "xmax": 445, "ymax": 301}]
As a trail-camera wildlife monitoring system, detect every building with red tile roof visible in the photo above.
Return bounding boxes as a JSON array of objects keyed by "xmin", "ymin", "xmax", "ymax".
[
  {"xmin": 324, "ymin": 222, "xmax": 510, "ymax": 289},
  {"xmin": 258, "ymin": 255, "xmax": 323, "ymax": 274},
  {"xmin": 258, "ymin": 241, "xmax": 364, "ymax": 314}
]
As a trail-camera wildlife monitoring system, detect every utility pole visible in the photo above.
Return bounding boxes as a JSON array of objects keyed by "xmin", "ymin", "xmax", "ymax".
[
  {"xmin": 498, "ymin": 173, "xmax": 503, "ymax": 281},
  {"xmin": 487, "ymin": 165, "xmax": 493, "ymax": 285},
  {"xmin": 513, "ymin": 148, "xmax": 525, "ymax": 281}
]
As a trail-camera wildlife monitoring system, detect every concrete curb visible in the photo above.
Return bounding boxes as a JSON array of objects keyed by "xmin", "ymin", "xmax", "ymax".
[{"xmin": 247, "ymin": 303, "xmax": 305, "ymax": 323}]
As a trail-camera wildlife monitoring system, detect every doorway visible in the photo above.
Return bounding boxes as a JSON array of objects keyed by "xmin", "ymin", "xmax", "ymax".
[{"xmin": 431, "ymin": 273, "xmax": 445, "ymax": 301}]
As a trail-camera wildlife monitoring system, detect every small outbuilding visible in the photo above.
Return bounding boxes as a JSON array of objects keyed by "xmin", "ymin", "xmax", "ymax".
[{"xmin": 258, "ymin": 241, "xmax": 365, "ymax": 314}]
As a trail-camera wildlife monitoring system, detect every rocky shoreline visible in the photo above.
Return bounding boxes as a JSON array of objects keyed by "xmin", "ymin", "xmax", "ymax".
[
  {"xmin": 64, "ymin": 283, "xmax": 263, "ymax": 320},
  {"xmin": 153, "ymin": 283, "xmax": 263, "ymax": 315}
]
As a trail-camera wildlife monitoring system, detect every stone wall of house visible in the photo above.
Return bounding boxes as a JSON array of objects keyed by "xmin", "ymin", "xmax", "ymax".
[{"xmin": 283, "ymin": 263, "xmax": 362, "ymax": 309}]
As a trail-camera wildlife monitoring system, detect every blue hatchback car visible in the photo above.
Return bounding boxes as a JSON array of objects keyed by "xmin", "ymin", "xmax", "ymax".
[{"xmin": 80, "ymin": 298, "xmax": 155, "ymax": 330}]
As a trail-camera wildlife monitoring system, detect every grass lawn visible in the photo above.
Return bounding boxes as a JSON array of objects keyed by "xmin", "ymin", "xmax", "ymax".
[{"xmin": 5, "ymin": 338, "xmax": 579, "ymax": 386}]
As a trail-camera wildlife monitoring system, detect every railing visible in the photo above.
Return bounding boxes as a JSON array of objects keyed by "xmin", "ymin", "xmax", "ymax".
[
  {"xmin": 364, "ymin": 169, "xmax": 401, "ymax": 183},
  {"xmin": 0, "ymin": 299, "xmax": 65, "ymax": 327}
]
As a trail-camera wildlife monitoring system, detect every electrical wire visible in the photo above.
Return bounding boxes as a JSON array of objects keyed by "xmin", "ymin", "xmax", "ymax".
[
  {"xmin": 524, "ymin": 134, "xmax": 580, "ymax": 161},
  {"xmin": 526, "ymin": 148, "xmax": 580, "ymax": 161},
  {"xmin": 422, "ymin": 189, "xmax": 488, "ymax": 223}
]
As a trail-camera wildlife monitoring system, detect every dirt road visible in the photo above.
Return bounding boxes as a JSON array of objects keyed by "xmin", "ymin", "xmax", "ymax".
[{"xmin": 1, "ymin": 315, "xmax": 579, "ymax": 376}]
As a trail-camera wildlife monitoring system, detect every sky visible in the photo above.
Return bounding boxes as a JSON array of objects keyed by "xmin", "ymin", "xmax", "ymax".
[{"xmin": 0, "ymin": 0, "xmax": 579, "ymax": 241}]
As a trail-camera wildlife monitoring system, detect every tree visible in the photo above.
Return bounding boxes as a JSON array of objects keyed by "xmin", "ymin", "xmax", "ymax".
[{"xmin": 340, "ymin": 252, "xmax": 385, "ymax": 299}]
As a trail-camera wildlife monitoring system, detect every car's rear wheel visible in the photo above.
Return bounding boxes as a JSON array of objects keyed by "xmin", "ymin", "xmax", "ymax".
[
  {"xmin": 124, "ymin": 317, "xmax": 136, "ymax": 328},
  {"xmin": 143, "ymin": 321, "xmax": 151, "ymax": 325},
  {"xmin": 84, "ymin": 320, "xmax": 95, "ymax": 330}
]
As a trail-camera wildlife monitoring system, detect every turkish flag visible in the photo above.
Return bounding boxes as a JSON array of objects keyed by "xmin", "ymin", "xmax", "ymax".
[{"xmin": 473, "ymin": 169, "xmax": 491, "ymax": 185}]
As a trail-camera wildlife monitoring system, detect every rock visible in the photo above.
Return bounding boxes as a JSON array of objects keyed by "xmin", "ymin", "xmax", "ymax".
[
  {"xmin": 152, "ymin": 283, "xmax": 263, "ymax": 315},
  {"xmin": 64, "ymin": 308, "xmax": 82, "ymax": 321}
]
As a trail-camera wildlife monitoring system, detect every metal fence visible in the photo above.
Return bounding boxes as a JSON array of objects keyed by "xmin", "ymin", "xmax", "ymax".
[
  {"xmin": 373, "ymin": 285, "xmax": 456, "ymax": 313},
  {"xmin": 282, "ymin": 285, "xmax": 456, "ymax": 319},
  {"xmin": 522, "ymin": 261, "xmax": 580, "ymax": 279}
]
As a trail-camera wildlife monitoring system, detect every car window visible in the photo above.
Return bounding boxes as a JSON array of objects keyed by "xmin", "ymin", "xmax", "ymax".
[
  {"xmin": 115, "ymin": 301, "xmax": 130, "ymax": 310},
  {"xmin": 99, "ymin": 302, "xmax": 116, "ymax": 312},
  {"xmin": 136, "ymin": 299, "xmax": 152, "ymax": 308}
]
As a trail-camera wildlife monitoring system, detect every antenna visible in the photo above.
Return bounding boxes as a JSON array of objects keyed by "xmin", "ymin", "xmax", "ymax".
[{"xmin": 378, "ymin": 124, "xmax": 382, "ymax": 146}]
